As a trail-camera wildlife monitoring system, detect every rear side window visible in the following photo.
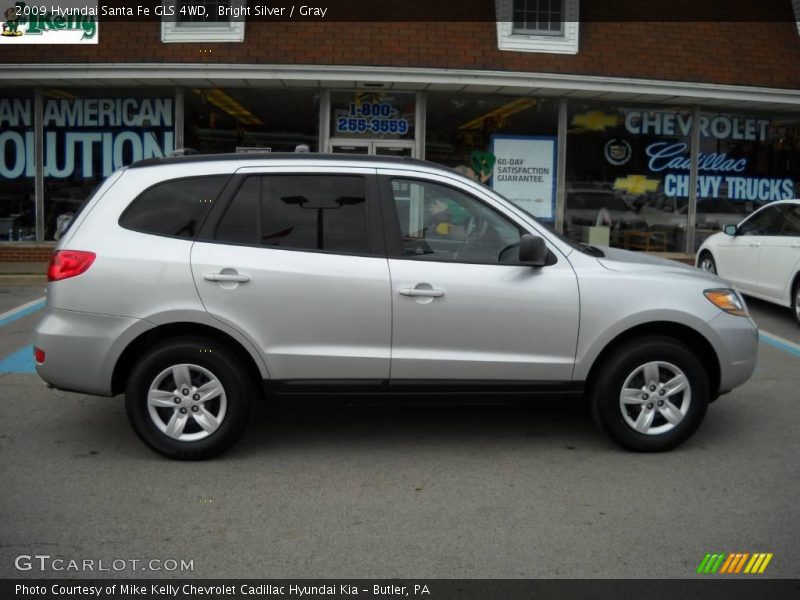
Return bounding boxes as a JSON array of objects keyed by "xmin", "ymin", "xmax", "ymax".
[
  {"xmin": 120, "ymin": 176, "xmax": 228, "ymax": 239},
  {"xmin": 215, "ymin": 174, "xmax": 369, "ymax": 254}
]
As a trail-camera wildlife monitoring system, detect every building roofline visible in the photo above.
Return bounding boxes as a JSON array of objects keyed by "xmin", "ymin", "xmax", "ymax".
[{"xmin": 6, "ymin": 63, "xmax": 800, "ymax": 111}]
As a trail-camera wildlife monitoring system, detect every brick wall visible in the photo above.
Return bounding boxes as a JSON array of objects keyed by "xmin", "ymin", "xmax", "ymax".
[
  {"xmin": 2, "ymin": 1, "xmax": 800, "ymax": 90},
  {"xmin": 0, "ymin": 245, "xmax": 54, "ymax": 262}
]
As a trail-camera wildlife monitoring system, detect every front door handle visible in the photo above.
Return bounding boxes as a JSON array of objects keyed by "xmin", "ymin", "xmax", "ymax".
[
  {"xmin": 748, "ymin": 242, "xmax": 762, "ymax": 247},
  {"xmin": 399, "ymin": 287, "xmax": 444, "ymax": 298},
  {"xmin": 204, "ymin": 272, "xmax": 250, "ymax": 283}
]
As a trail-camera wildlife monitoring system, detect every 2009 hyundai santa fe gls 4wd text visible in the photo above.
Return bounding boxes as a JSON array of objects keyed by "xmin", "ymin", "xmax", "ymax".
[{"xmin": 34, "ymin": 154, "xmax": 758, "ymax": 459}]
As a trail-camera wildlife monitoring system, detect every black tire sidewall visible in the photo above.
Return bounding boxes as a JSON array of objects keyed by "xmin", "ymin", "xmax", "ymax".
[
  {"xmin": 592, "ymin": 337, "xmax": 709, "ymax": 452},
  {"xmin": 793, "ymin": 279, "xmax": 800, "ymax": 326},
  {"xmin": 700, "ymin": 252, "xmax": 716, "ymax": 274},
  {"xmin": 125, "ymin": 337, "xmax": 252, "ymax": 460}
]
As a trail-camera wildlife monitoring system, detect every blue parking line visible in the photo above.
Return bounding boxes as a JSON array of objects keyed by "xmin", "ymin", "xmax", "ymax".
[
  {"xmin": 0, "ymin": 299, "xmax": 46, "ymax": 328},
  {"xmin": 759, "ymin": 331, "xmax": 800, "ymax": 358},
  {"xmin": 0, "ymin": 345, "xmax": 36, "ymax": 373}
]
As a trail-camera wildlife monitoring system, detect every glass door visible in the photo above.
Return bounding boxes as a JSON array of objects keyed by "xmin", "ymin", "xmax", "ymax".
[
  {"xmin": 329, "ymin": 141, "xmax": 416, "ymax": 157},
  {"xmin": 373, "ymin": 142, "xmax": 415, "ymax": 157},
  {"xmin": 330, "ymin": 142, "xmax": 370, "ymax": 154}
]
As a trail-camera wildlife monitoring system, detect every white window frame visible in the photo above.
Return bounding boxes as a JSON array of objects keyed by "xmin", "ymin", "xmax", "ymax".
[
  {"xmin": 793, "ymin": 0, "xmax": 800, "ymax": 36},
  {"xmin": 161, "ymin": 0, "xmax": 246, "ymax": 43},
  {"xmin": 495, "ymin": 0, "xmax": 579, "ymax": 54}
]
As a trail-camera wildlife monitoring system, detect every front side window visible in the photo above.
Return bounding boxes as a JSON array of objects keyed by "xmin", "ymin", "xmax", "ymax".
[
  {"xmin": 216, "ymin": 175, "xmax": 370, "ymax": 255},
  {"xmin": 120, "ymin": 176, "xmax": 227, "ymax": 239},
  {"xmin": 738, "ymin": 204, "xmax": 784, "ymax": 236},
  {"xmin": 388, "ymin": 179, "xmax": 521, "ymax": 264},
  {"xmin": 781, "ymin": 205, "xmax": 800, "ymax": 236}
]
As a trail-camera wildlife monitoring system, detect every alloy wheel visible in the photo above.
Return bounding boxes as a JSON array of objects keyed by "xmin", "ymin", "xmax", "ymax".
[
  {"xmin": 619, "ymin": 361, "xmax": 691, "ymax": 436},
  {"xmin": 146, "ymin": 363, "xmax": 227, "ymax": 442}
]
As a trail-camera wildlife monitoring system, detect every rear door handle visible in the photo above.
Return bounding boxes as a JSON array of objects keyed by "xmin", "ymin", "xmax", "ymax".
[
  {"xmin": 204, "ymin": 272, "xmax": 250, "ymax": 283},
  {"xmin": 749, "ymin": 242, "xmax": 762, "ymax": 247},
  {"xmin": 399, "ymin": 288, "xmax": 444, "ymax": 298}
]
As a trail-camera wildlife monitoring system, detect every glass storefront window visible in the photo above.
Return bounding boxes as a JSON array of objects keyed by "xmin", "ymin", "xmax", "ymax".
[
  {"xmin": 425, "ymin": 92, "xmax": 558, "ymax": 221},
  {"xmin": 566, "ymin": 103, "xmax": 692, "ymax": 251},
  {"xmin": 0, "ymin": 90, "xmax": 35, "ymax": 241},
  {"xmin": 42, "ymin": 88, "xmax": 176, "ymax": 240},
  {"xmin": 693, "ymin": 112, "xmax": 799, "ymax": 250},
  {"xmin": 185, "ymin": 87, "xmax": 320, "ymax": 155}
]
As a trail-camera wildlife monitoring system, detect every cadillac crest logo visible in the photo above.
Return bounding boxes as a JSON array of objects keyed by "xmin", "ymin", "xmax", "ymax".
[{"xmin": 604, "ymin": 139, "xmax": 632, "ymax": 166}]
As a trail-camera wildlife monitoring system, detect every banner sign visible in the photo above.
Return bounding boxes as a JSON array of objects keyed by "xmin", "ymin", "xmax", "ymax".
[
  {"xmin": 0, "ymin": 96, "xmax": 174, "ymax": 179},
  {"xmin": 490, "ymin": 135, "xmax": 557, "ymax": 220},
  {"xmin": 580, "ymin": 108, "xmax": 796, "ymax": 202}
]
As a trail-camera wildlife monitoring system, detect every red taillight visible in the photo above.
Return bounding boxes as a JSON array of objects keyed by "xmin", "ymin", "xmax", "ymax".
[
  {"xmin": 47, "ymin": 250, "xmax": 96, "ymax": 282},
  {"xmin": 34, "ymin": 347, "xmax": 45, "ymax": 364}
]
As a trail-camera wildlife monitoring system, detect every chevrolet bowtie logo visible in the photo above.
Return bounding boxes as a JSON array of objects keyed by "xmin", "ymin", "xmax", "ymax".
[
  {"xmin": 613, "ymin": 175, "xmax": 660, "ymax": 195},
  {"xmin": 571, "ymin": 111, "xmax": 619, "ymax": 131}
]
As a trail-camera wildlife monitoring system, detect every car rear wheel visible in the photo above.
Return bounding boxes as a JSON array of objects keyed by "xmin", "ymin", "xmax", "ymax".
[
  {"xmin": 125, "ymin": 337, "xmax": 252, "ymax": 460},
  {"xmin": 793, "ymin": 278, "xmax": 800, "ymax": 326},
  {"xmin": 698, "ymin": 252, "xmax": 717, "ymax": 274},
  {"xmin": 591, "ymin": 336, "xmax": 709, "ymax": 452}
]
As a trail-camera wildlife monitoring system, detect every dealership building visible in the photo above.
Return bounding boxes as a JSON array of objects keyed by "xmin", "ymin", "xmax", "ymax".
[{"xmin": 2, "ymin": 0, "xmax": 800, "ymax": 263}]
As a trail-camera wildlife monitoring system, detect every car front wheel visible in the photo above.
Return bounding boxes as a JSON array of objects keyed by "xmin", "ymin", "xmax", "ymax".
[
  {"xmin": 591, "ymin": 336, "xmax": 709, "ymax": 452},
  {"xmin": 125, "ymin": 337, "xmax": 253, "ymax": 460},
  {"xmin": 793, "ymin": 278, "xmax": 800, "ymax": 326}
]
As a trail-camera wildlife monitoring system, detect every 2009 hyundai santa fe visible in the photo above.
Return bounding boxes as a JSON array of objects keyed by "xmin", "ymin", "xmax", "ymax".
[{"xmin": 34, "ymin": 154, "xmax": 758, "ymax": 459}]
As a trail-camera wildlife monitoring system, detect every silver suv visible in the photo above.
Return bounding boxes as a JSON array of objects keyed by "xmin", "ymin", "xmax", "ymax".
[{"xmin": 35, "ymin": 155, "xmax": 757, "ymax": 459}]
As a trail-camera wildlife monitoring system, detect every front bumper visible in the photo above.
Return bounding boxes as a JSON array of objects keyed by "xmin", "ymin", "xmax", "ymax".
[
  {"xmin": 708, "ymin": 311, "xmax": 759, "ymax": 393},
  {"xmin": 34, "ymin": 307, "xmax": 148, "ymax": 397}
]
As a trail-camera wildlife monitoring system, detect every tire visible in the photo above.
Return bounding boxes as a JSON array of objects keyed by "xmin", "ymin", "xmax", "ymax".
[
  {"xmin": 698, "ymin": 251, "xmax": 717, "ymax": 274},
  {"xmin": 125, "ymin": 337, "xmax": 253, "ymax": 460},
  {"xmin": 590, "ymin": 336, "xmax": 710, "ymax": 452}
]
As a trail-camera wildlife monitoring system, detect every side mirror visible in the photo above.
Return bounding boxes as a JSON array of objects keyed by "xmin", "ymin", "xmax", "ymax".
[
  {"xmin": 518, "ymin": 234, "xmax": 548, "ymax": 267},
  {"xmin": 723, "ymin": 224, "xmax": 738, "ymax": 236}
]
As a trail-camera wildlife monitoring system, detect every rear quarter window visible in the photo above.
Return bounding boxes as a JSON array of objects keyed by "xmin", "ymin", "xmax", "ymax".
[{"xmin": 119, "ymin": 175, "xmax": 228, "ymax": 239}]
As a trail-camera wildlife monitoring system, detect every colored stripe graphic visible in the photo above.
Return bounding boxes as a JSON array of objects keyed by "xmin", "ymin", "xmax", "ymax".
[
  {"xmin": 699, "ymin": 552, "xmax": 772, "ymax": 574},
  {"xmin": 719, "ymin": 554, "xmax": 735, "ymax": 573}
]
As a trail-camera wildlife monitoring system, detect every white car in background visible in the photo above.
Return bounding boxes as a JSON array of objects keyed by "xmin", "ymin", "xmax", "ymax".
[{"xmin": 697, "ymin": 199, "xmax": 800, "ymax": 324}]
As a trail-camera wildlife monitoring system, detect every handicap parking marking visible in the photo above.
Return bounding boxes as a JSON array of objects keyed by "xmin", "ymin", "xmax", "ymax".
[
  {"xmin": 759, "ymin": 330, "xmax": 800, "ymax": 358},
  {"xmin": 0, "ymin": 345, "xmax": 36, "ymax": 374},
  {"xmin": 0, "ymin": 297, "xmax": 46, "ymax": 328}
]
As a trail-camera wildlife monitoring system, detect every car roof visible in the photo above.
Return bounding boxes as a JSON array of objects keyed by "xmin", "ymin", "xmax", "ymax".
[{"xmin": 128, "ymin": 152, "xmax": 436, "ymax": 170}]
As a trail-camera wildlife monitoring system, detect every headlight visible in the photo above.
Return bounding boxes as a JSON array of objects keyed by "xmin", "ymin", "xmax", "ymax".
[{"xmin": 704, "ymin": 289, "xmax": 748, "ymax": 317}]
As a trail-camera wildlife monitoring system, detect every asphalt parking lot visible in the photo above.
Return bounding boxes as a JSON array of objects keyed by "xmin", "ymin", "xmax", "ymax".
[{"xmin": 1, "ymin": 284, "xmax": 799, "ymax": 579}]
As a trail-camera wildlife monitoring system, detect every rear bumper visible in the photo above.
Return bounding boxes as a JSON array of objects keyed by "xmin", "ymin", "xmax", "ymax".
[{"xmin": 34, "ymin": 307, "xmax": 148, "ymax": 396}]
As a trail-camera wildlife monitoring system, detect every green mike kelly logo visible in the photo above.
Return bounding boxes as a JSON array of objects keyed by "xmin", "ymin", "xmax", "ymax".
[{"xmin": 3, "ymin": 2, "xmax": 96, "ymax": 40}]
